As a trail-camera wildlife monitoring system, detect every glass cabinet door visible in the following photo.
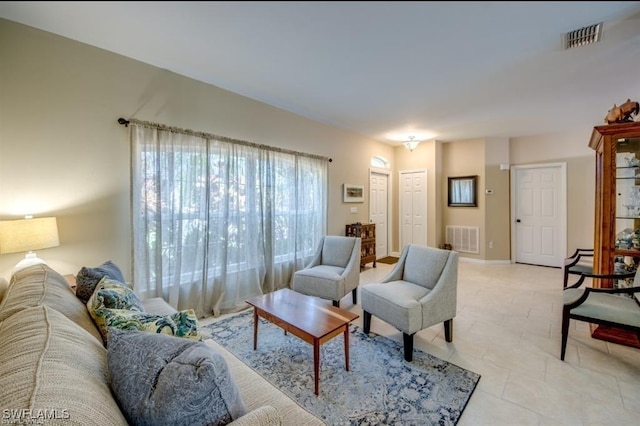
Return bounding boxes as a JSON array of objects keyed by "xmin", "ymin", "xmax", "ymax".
[{"xmin": 614, "ymin": 136, "xmax": 640, "ymax": 288}]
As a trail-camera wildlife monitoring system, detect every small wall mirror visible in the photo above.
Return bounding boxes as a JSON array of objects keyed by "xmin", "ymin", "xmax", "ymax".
[{"xmin": 448, "ymin": 175, "xmax": 478, "ymax": 207}]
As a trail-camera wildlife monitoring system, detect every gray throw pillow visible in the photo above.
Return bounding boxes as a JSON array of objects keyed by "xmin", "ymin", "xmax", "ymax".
[
  {"xmin": 76, "ymin": 260, "xmax": 126, "ymax": 303},
  {"xmin": 107, "ymin": 328, "xmax": 247, "ymax": 426}
]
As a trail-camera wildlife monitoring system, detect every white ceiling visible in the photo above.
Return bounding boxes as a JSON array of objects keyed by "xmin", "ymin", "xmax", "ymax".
[{"xmin": 2, "ymin": 1, "xmax": 640, "ymax": 146}]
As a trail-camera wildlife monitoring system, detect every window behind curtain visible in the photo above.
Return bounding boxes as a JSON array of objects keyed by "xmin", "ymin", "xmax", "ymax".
[{"xmin": 131, "ymin": 123, "xmax": 328, "ymax": 317}]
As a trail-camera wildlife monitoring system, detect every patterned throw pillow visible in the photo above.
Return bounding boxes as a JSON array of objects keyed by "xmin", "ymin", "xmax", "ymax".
[
  {"xmin": 107, "ymin": 329, "xmax": 246, "ymax": 426},
  {"xmin": 89, "ymin": 276, "xmax": 145, "ymax": 312},
  {"xmin": 89, "ymin": 306, "xmax": 202, "ymax": 344},
  {"xmin": 87, "ymin": 276, "xmax": 201, "ymax": 344},
  {"xmin": 94, "ymin": 308, "xmax": 202, "ymax": 344},
  {"xmin": 76, "ymin": 260, "xmax": 127, "ymax": 303}
]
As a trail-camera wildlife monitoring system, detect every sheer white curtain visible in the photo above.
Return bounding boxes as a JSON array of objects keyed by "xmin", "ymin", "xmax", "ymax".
[
  {"xmin": 452, "ymin": 178, "xmax": 474, "ymax": 204},
  {"xmin": 130, "ymin": 123, "xmax": 328, "ymax": 317}
]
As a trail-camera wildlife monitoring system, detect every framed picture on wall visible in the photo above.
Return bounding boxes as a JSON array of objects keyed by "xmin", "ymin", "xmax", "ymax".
[{"xmin": 343, "ymin": 184, "xmax": 364, "ymax": 203}]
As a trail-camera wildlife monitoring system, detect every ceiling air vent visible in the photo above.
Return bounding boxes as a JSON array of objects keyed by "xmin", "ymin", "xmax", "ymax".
[{"xmin": 564, "ymin": 22, "xmax": 602, "ymax": 49}]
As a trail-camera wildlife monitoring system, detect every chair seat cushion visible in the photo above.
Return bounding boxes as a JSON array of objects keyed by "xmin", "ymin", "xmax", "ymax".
[
  {"xmin": 293, "ymin": 265, "xmax": 346, "ymax": 301},
  {"xmin": 568, "ymin": 264, "xmax": 592, "ymax": 274},
  {"xmin": 295, "ymin": 265, "xmax": 345, "ymax": 280},
  {"xmin": 361, "ymin": 281, "xmax": 430, "ymax": 334},
  {"xmin": 564, "ymin": 289, "xmax": 640, "ymax": 327}
]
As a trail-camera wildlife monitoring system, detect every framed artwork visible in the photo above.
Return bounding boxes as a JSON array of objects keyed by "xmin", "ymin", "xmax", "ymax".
[
  {"xmin": 448, "ymin": 175, "xmax": 478, "ymax": 207},
  {"xmin": 343, "ymin": 184, "xmax": 364, "ymax": 203}
]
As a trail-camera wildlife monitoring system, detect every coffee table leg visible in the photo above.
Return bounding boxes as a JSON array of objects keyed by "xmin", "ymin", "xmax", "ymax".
[
  {"xmin": 253, "ymin": 308, "xmax": 258, "ymax": 350},
  {"xmin": 344, "ymin": 324, "xmax": 350, "ymax": 371},
  {"xmin": 314, "ymin": 340, "xmax": 320, "ymax": 395}
]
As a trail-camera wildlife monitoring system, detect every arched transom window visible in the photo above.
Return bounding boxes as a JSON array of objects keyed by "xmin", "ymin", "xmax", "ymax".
[{"xmin": 371, "ymin": 156, "xmax": 389, "ymax": 168}]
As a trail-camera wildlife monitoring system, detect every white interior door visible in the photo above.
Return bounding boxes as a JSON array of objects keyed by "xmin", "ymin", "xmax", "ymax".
[
  {"xmin": 511, "ymin": 163, "xmax": 566, "ymax": 267},
  {"xmin": 369, "ymin": 170, "xmax": 389, "ymax": 258},
  {"xmin": 400, "ymin": 170, "xmax": 427, "ymax": 250}
]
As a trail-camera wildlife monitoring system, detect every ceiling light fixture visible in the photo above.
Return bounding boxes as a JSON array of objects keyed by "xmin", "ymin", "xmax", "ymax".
[{"xmin": 404, "ymin": 136, "xmax": 421, "ymax": 151}]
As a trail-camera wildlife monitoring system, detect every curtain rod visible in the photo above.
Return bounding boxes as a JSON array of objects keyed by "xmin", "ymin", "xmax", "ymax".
[{"xmin": 117, "ymin": 117, "xmax": 332, "ymax": 163}]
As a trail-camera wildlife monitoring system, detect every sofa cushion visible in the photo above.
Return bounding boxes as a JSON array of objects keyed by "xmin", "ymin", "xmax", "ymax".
[
  {"xmin": 107, "ymin": 328, "xmax": 247, "ymax": 426},
  {"xmin": 142, "ymin": 297, "xmax": 178, "ymax": 315},
  {"xmin": 0, "ymin": 264, "xmax": 103, "ymax": 342},
  {"xmin": 0, "ymin": 305, "xmax": 127, "ymax": 425},
  {"xmin": 206, "ymin": 339, "xmax": 321, "ymax": 425},
  {"xmin": 76, "ymin": 260, "xmax": 127, "ymax": 303},
  {"xmin": 0, "ymin": 276, "xmax": 8, "ymax": 303}
]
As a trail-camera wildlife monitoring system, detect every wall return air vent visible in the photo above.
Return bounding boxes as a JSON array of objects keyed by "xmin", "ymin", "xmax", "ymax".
[
  {"xmin": 446, "ymin": 226, "xmax": 480, "ymax": 254},
  {"xmin": 564, "ymin": 22, "xmax": 602, "ymax": 49}
]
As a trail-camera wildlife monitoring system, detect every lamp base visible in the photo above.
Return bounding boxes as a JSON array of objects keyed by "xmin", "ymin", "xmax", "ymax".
[{"xmin": 13, "ymin": 252, "xmax": 47, "ymax": 273}]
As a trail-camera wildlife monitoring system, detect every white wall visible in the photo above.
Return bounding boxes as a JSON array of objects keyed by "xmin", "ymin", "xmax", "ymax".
[
  {"xmin": 0, "ymin": 19, "xmax": 393, "ymax": 279},
  {"xmin": 0, "ymin": 18, "xmax": 599, "ymax": 280}
]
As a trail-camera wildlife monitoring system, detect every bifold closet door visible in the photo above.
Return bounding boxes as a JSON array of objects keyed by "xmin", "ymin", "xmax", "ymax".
[{"xmin": 399, "ymin": 170, "xmax": 427, "ymax": 249}]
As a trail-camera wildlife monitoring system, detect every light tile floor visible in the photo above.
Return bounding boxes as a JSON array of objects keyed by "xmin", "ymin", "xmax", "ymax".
[{"xmin": 202, "ymin": 260, "xmax": 640, "ymax": 425}]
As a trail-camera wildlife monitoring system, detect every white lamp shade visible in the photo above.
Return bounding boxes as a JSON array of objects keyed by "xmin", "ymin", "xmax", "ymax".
[{"xmin": 0, "ymin": 217, "xmax": 60, "ymax": 254}]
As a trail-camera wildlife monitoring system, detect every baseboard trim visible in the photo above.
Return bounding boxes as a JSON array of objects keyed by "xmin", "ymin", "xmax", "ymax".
[
  {"xmin": 391, "ymin": 250, "xmax": 511, "ymax": 265},
  {"xmin": 459, "ymin": 257, "xmax": 512, "ymax": 265}
]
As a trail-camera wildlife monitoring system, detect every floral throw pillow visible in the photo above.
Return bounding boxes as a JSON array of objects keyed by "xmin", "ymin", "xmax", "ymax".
[
  {"xmin": 91, "ymin": 308, "xmax": 202, "ymax": 345},
  {"xmin": 87, "ymin": 276, "xmax": 201, "ymax": 345},
  {"xmin": 88, "ymin": 276, "xmax": 145, "ymax": 312}
]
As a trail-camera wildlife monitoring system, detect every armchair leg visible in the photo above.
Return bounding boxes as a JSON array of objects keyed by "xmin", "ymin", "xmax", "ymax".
[
  {"xmin": 352, "ymin": 288, "xmax": 357, "ymax": 305},
  {"xmin": 332, "ymin": 300, "xmax": 340, "ymax": 308},
  {"xmin": 444, "ymin": 319, "xmax": 453, "ymax": 342},
  {"xmin": 403, "ymin": 333, "xmax": 414, "ymax": 362},
  {"xmin": 363, "ymin": 311, "xmax": 371, "ymax": 334},
  {"xmin": 561, "ymin": 307, "xmax": 570, "ymax": 361}
]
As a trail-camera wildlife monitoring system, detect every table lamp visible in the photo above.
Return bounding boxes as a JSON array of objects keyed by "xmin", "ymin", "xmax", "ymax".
[{"xmin": 0, "ymin": 216, "xmax": 60, "ymax": 272}]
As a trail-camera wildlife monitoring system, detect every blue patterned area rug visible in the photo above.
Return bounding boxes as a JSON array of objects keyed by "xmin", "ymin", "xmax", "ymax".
[{"xmin": 202, "ymin": 310, "xmax": 480, "ymax": 425}]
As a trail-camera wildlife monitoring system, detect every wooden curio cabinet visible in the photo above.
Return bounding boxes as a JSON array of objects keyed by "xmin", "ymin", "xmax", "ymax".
[{"xmin": 589, "ymin": 121, "xmax": 640, "ymax": 347}]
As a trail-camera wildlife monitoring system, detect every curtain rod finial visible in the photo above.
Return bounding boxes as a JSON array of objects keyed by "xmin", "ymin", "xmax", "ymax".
[{"xmin": 117, "ymin": 117, "xmax": 130, "ymax": 127}]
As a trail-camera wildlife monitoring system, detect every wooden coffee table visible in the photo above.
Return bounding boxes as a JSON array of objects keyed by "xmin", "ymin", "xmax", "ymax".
[{"xmin": 245, "ymin": 288, "xmax": 359, "ymax": 395}]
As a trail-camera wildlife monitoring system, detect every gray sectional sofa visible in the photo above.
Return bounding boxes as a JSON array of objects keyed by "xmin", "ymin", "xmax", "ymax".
[{"xmin": 0, "ymin": 265, "xmax": 323, "ymax": 425}]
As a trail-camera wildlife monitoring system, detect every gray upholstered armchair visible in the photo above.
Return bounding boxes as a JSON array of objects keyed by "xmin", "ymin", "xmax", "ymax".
[
  {"xmin": 292, "ymin": 236, "xmax": 361, "ymax": 308},
  {"xmin": 361, "ymin": 244, "xmax": 458, "ymax": 361}
]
